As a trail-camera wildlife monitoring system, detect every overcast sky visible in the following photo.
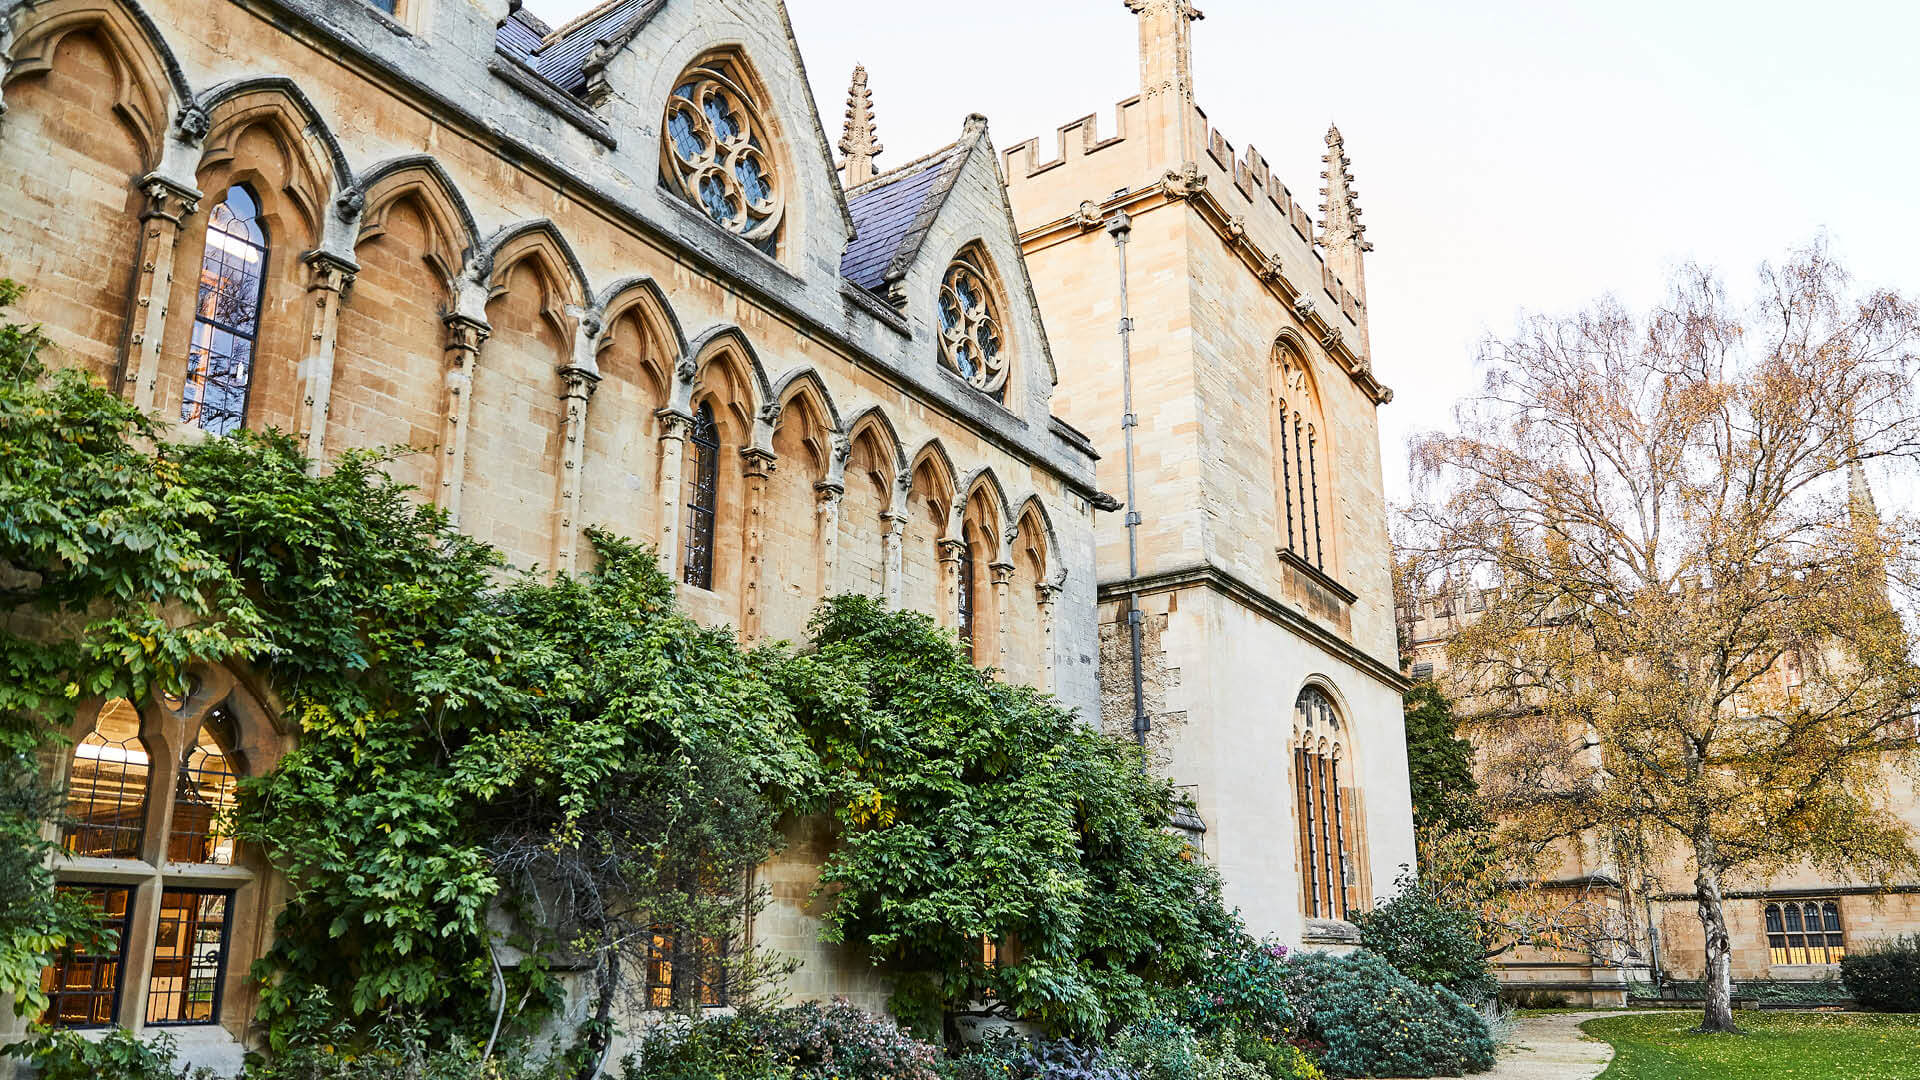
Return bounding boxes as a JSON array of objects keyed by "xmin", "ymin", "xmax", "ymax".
[{"xmin": 532, "ymin": 0, "xmax": 1920, "ymax": 502}]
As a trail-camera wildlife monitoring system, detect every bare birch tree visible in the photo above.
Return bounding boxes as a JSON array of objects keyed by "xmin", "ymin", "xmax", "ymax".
[{"xmin": 1404, "ymin": 242, "xmax": 1920, "ymax": 1032}]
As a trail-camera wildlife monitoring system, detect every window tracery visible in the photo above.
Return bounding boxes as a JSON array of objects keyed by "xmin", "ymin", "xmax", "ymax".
[
  {"xmin": 63, "ymin": 699, "xmax": 149, "ymax": 860},
  {"xmin": 682, "ymin": 402, "xmax": 721, "ymax": 591},
  {"xmin": 181, "ymin": 186, "xmax": 269, "ymax": 437},
  {"xmin": 938, "ymin": 252, "xmax": 1009, "ymax": 403},
  {"xmin": 1273, "ymin": 345, "xmax": 1327, "ymax": 572},
  {"xmin": 1765, "ymin": 901, "xmax": 1845, "ymax": 965},
  {"xmin": 168, "ymin": 706, "xmax": 242, "ymax": 866},
  {"xmin": 662, "ymin": 57, "xmax": 783, "ymax": 256},
  {"xmin": 42, "ymin": 885, "xmax": 133, "ymax": 1028},
  {"xmin": 1293, "ymin": 685, "xmax": 1358, "ymax": 921}
]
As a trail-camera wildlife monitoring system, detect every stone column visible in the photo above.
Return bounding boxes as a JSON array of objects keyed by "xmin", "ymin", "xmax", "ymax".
[
  {"xmin": 881, "ymin": 468, "xmax": 912, "ymax": 609},
  {"xmin": 990, "ymin": 561, "xmax": 1015, "ymax": 672},
  {"xmin": 122, "ymin": 175, "xmax": 201, "ymax": 412},
  {"xmin": 1036, "ymin": 583, "xmax": 1060, "ymax": 693},
  {"xmin": 296, "ymin": 251, "xmax": 357, "ymax": 465},
  {"xmin": 553, "ymin": 366, "xmax": 600, "ymax": 576},
  {"xmin": 654, "ymin": 408, "xmax": 694, "ymax": 578},
  {"xmin": 437, "ymin": 314, "xmax": 490, "ymax": 524},
  {"xmin": 815, "ymin": 481, "xmax": 844, "ymax": 595},
  {"xmin": 739, "ymin": 448, "xmax": 777, "ymax": 640},
  {"xmin": 937, "ymin": 538, "xmax": 966, "ymax": 629}
]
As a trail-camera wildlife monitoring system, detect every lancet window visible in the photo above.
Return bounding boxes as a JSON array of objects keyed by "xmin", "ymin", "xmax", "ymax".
[
  {"xmin": 1294, "ymin": 686, "xmax": 1358, "ymax": 921},
  {"xmin": 1273, "ymin": 344, "xmax": 1328, "ymax": 573},
  {"xmin": 662, "ymin": 56, "xmax": 783, "ymax": 256},
  {"xmin": 938, "ymin": 250, "xmax": 1009, "ymax": 403},
  {"xmin": 1765, "ymin": 901, "xmax": 1845, "ymax": 965},
  {"xmin": 181, "ymin": 186, "xmax": 269, "ymax": 436},
  {"xmin": 63, "ymin": 699, "xmax": 149, "ymax": 860},
  {"xmin": 957, "ymin": 538, "xmax": 977, "ymax": 660},
  {"xmin": 682, "ymin": 402, "xmax": 721, "ymax": 591}
]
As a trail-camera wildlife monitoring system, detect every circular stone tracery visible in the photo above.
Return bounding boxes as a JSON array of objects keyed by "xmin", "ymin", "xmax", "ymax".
[
  {"xmin": 663, "ymin": 62, "xmax": 783, "ymax": 253},
  {"xmin": 938, "ymin": 257, "xmax": 1008, "ymax": 402}
]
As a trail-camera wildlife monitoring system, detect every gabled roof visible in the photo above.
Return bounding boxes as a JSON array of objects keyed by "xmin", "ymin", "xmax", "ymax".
[
  {"xmin": 839, "ymin": 142, "xmax": 968, "ymax": 294},
  {"xmin": 495, "ymin": 0, "xmax": 666, "ymax": 96}
]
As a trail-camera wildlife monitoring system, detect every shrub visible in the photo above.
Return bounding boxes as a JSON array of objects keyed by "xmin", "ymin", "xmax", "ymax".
[
  {"xmin": 3, "ymin": 1028, "xmax": 206, "ymax": 1080},
  {"xmin": 948, "ymin": 1031, "xmax": 1137, "ymax": 1080},
  {"xmin": 1287, "ymin": 951, "xmax": 1494, "ymax": 1078},
  {"xmin": 629, "ymin": 1000, "xmax": 943, "ymax": 1080},
  {"xmin": 1178, "ymin": 935, "xmax": 1298, "ymax": 1040},
  {"xmin": 1353, "ymin": 876, "xmax": 1494, "ymax": 1001},
  {"xmin": 1841, "ymin": 934, "xmax": 1920, "ymax": 1012}
]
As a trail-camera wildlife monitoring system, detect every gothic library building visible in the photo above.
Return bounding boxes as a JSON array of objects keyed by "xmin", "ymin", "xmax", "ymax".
[{"xmin": 0, "ymin": 0, "xmax": 1414, "ymax": 1066}]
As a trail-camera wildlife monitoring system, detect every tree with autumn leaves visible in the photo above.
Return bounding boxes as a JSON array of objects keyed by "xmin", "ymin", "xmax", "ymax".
[{"xmin": 1403, "ymin": 242, "xmax": 1920, "ymax": 1032}]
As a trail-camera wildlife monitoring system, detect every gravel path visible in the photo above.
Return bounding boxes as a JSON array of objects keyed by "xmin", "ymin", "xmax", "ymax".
[{"xmin": 1461, "ymin": 1011, "xmax": 1661, "ymax": 1080}]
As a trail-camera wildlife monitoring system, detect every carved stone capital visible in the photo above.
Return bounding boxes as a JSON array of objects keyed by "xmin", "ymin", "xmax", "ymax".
[
  {"xmin": 936, "ymin": 537, "xmax": 967, "ymax": 563},
  {"xmin": 443, "ymin": 313, "xmax": 491, "ymax": 356},
  {"xmin": 655, "ymin": 407, "xmax": 695, "ymax": 441},
  {"xmin": 303, "ymin": 249, "xmax": 359, "ymax": 295},
  {"xmin": 559, "ymin": 365, "xmax": 600, "ymax": 400},
  {"xmin": 1036, "ymin": 582, "xmax": 1061, "ymax": 605},
  {"xmin": 989, "ymin": 561, "xmax": 1016, "ymax": 586},
  {"xmin": 814, "ymin": 480, "xmax": 845, "ymax": 503},
  {"xmin": 138, "ymin": 174, "xmax": 201, "ymax": 223},
  {"xmin": 740, "ymin": 447, "xmax": 777, "ymax": 479}
]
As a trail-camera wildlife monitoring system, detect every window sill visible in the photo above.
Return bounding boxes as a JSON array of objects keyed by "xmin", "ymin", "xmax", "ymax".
[
  {"xmin": 53, "ymin": 854, "xmax": 157, "ymax": 883},
  {"xmin": 1302, "ymin": 917, "xmax": 1360, "ymax": 945},
  {"xmin": 1276, "ymin": 548, "xmax": 1357, "ymax": 604}
]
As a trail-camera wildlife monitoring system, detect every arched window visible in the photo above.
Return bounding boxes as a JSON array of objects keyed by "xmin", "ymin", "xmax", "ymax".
[
  {"xmin": 1765, "ymin": 901, "xmax": 1845, "ymax": 965},
  {"xmin": 662, "ymin": 56, "xmax": 782, "ymax": 256},
  {"xmin": 957, "ymin": 537, "xmax": 977, "ymax": 661},
  {"xmin": 1272, "ymin": 344, "xmax": 1328, "ymax": 573},
  {"xmin": 181, "ymin": 186, "xmax": 269, "ymax": 436},
  {"xmin": 682, "ymin": 402, "xmax": 721, "ymax": 591},
  {"xmin": 1294, "ymin": 686, "xmax": 1359, "ymax": 920},
  {"xmin": 167, "ymin": 705, "xmax": 243, "ymax": 865},
  {"xmin": 63, "ymin": 699, "xmax": 149, "ymax": 860},
  {"xmin": 938, "ymin": 250, "xmax": 1010, "ymax": 403}
]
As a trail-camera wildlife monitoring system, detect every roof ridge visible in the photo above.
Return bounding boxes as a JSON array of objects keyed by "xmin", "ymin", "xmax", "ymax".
[
  {"xmin": 846, "ymin": 137, "xmax": 962, "ymax": 197},
  {"xmin": 540, "ymin": 0, "xmax": 632, "ymax": 46}
]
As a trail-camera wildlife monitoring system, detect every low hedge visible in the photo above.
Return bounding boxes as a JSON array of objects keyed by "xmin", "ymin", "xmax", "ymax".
[
  {"xmin": 1289, "ymin": 950, "xmax": 1494, "ymax": 1078},
  {"xmin": 1841, "ymin": 934, "xmax": 1920, "ymax": 1013}
]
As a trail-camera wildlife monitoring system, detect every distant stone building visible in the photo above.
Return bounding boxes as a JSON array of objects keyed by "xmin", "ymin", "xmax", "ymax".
[
  {"xmin": 993, "ymin": 0, "xmax": 1417, "ymax": 948},
  {"xmin": 0, "ymin": 0, "xmax": 1100, "ymax": 1065},
  {"xmin": 1402, "ymin": 461, "xmax": 1920, "ymax": 1004}
]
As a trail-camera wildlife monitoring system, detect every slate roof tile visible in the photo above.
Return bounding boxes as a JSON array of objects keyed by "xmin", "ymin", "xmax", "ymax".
[{"xmin": 840, "ymin": 145, "xmax": 965, "ymax": 292}]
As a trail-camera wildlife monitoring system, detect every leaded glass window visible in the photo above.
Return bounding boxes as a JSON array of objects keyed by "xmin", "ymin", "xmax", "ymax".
[
  {"xmin": 682, "ymin": 403, "xmax": 720, "ymax": 591},
  {"xmin": 63, "ymin": 699, "xmax": 149, "ymax": 860},
  {"xmin": 167, "ymin": 706, "xmax": 241, "ymax": 865},
  {"xmin": 957, "ymin": 539, "xmax": 976, "ymax": 661},
  {"xmin": 645, "ymin": 930, "xmax": 728, "ymax": 1010},
  {"xmin": 145, "ymin": 890, "xmax": 231, "ymax": 1025},
  {"xmin": 1294, "ymin": 686, "xmax": 1354, "ymax": 921},
  {"xmin": 1766, "ymin": 901, "xmax": 1845, "ymax": 965},
  {"xmin": 662, "ymin": 57, "xmax": 782, "ymax": 256},
  {"xmin": 1273, "ymin": 346, "xmax": 1329, "ymax": 572},
  {"xmin": 42, "ymin": 885, "xmax": 133, "ymax": 1028},
  {"xmin": 938, "ymin": 253, "xmax": 1009, "ymax": 402},
  {"xmin": 181, "ymin": 186, "xmax": 268, "ymax": 436}
]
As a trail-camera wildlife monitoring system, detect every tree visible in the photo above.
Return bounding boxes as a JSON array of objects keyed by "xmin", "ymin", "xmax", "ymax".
[{"xmin": 1404, "ymin": 242, "xmax": 1920, "ymax": 1032}]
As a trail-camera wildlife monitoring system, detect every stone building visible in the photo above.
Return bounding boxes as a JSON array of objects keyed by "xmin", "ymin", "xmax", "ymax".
[
  {"xmin": 993, "ymin": 0, "xmax": 1417, "ymax": 947},
  {"xmin": 0, "ymin": 0, "xmax": 1102, "ymax": 1065},
  {"xmin": 1402, "ymin": 460, "xmax": 1920, "ymax": 1003}
]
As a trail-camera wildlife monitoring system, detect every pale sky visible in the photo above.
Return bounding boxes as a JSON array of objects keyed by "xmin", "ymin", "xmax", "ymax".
[{"xmin": 531, "ymin": 0, "xmax": 1920, "ymax": 502}]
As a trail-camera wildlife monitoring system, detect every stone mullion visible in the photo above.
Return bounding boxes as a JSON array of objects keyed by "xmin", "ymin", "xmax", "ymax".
[
  {"xmin": 739, "ymin": 449, "xmax": 776, "ymax": 640},
  {"xmin": 296, "ymin": 251, "xmax": 357, "ymax": 465},
  {"xmin": 122, "ymin": 176, "xmax": 201, "ymax": 413},
  {"xmin": 655, "ymin": 409, "xmax": 694, "ymax": 577},
  {"xmin": 437, "ymin": 314, "xmax": 490, "ymax": 525},
  {"xmin": 553, "ymin": 367, "xmax": 600, "ymax": 576},
  {"xmin": 990, "ymin": 561, "xmax": 1015, "ymax": 672}
]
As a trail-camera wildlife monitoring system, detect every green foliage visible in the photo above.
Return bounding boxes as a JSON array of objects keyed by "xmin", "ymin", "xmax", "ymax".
[
  {"xmin": 1353, "ymin": 875, "xmax": 1495, "ymax": 1001},
  {"xmin": 782, "ymin": 595, "xmax": 1230, "ymax": 1039},
  {"xmin": 1842, "ymin": 934, "xmax": 1920, "ymax": 1012},
  {"xmin": 1110, "ymin": 1017, "xmax": 1322, "ymax": 1080},
  {"xmin": 947, "ymin": 1031, "xmax": 1136, "ymax": 1080},
  {"xmin": 1288, "ymin": 950, "xmax": 1494, "ymax": 1078},
  {"xmin": 627, "ymin": 1000, "xmax": 944, "ymax": 1080},
  {"xmin": 2, "ymin": 1026, "xmax": 205, "ymax": 1080},
  {"xmin": 1401, "ymin": 684, "xmax": 1482, "ymax": 841},
  {"xmin": 1177, "ymin": 935, "xmax": 1297, "ymax": 1041}
]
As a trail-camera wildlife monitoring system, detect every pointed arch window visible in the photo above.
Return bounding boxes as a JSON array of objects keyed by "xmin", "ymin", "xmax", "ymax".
[
  {"xmin": 167, "ymin": 705, "xmax": 242, "ymax": 865},
  {"xmin": 1765, "ymin": 901, "xmax": 1845, "ymax": 965},
  {"xmin": 181, "ymin": 186, "xmax": 268, "ymax": 437},
  {"xmin": 1294, "ymin": 686, "xmax": 1359, "ymax": 921},
  {"xmin": 683, "ymin": 402, "xmax": 721, "ymax": 591},
  {"xmin": 1273, "ymin": 344, "xmax": 1329, "ymax": 573},
  {"xmin": 938, "ymin": 251, "xmax": 1010, "ymax": 403},
  {"xmin": 663, "ymin": 57, "xmax": 783, "ymax": 256},
  {"xmin": 63, "ymin": 699, "xmax": 149, "ymax": 860}
]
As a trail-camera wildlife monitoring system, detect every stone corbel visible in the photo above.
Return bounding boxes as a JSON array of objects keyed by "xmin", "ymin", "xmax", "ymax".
[
  {"xmin": 296, "ymin": 250, "xmax": 358, "ymax": 466},
  {"xmin": 122, "ymin": 174, "xmax": 203, "ymax": 412},
  {"xmin": 1160, "ymin": 161, "xmax": 1205, "ymax": 200}
]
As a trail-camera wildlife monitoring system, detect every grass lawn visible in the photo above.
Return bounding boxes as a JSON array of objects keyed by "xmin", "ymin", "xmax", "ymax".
[{"xmin": 1585, "ymin": 1011, "xmax": 1920, "ymax": 1079}]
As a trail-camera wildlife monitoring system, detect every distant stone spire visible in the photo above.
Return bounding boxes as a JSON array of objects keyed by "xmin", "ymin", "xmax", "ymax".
[{"xmin": 839, "ymin": 63, "xmax": 883, "ymax": 187}]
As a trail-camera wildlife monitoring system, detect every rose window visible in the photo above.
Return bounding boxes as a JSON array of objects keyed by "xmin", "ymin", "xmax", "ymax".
[
  {"xmin": 663, "ymin": 60, "xmax": 783, "ymax": 256},
  {"xmin": 938, "ymin": 257, "xmax": 1009, "ymax": 402}
]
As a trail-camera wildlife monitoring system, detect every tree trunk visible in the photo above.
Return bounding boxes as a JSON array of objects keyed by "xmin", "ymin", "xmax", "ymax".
[{"xmin": 1689, "ymin": 838, "xmax": 1742, "ymax": 1034}]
